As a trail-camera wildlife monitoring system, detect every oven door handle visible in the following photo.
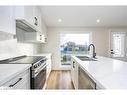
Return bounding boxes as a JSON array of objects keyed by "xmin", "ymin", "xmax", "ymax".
[{"xmin": 34, "ymin": 64, "xmax": 47, "ymax": 78}]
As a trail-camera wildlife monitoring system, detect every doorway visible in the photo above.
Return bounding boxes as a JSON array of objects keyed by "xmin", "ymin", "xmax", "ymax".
[{"xmin": 110, "ymin": 32, "xmax": 127, "ymax": 61}]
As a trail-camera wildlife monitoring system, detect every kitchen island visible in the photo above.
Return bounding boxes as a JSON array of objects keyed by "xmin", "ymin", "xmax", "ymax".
[{"xmin": 72, "ymin": 55, "xmax": 127, "ymax": 89}]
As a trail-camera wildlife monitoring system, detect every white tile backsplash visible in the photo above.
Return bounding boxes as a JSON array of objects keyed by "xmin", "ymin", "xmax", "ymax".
[{"xmin": 0, "ymin": 33, "xmax": 41, "ymax": 60}]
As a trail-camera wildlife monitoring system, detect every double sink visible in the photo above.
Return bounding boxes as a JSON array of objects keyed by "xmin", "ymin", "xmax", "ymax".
[{"xmin": 76, "ymin": 56, "xmax": 97, "ymax": 61}]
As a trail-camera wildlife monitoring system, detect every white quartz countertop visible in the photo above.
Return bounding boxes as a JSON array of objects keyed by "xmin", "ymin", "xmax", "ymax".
[
  {"xmin": 72, "ymin": 55, "xmax": 127, "ymax": 89},
  {"xmin": 0, "ymin": 64, "xmax": 31, "ymax": 86}
]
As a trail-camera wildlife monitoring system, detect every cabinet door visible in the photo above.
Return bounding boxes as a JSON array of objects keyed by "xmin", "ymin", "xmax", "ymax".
[
  {"xmin": 46, "ymin": 56, "xmax": 52, "ymax": 79},
  {"xmin": 34, "ymin": 7, "xmax": 42, "ymax": 33},
  {"xmin": 73, "ymin": 61, "xmax": 78, "ymax": 89},
  {"xmin": 0, "ymin": 6, "xmax": 16, "ymax": 35},
  {"xmin": 71, "ymin": 59, "xmax": 78, "ymax": 89},
  {"xmin": 41, "ymin": 18, "xmax": 47, "ymax": 42},
  {"xmin": 71, "ymin": 59, "xmax": 75, "ymax": 87},
  {"xmin": 24, "ymin": 6, "xmax": 35, "ymax": 27},
  {"xmin": 15, "ymin": 6, "xmax": 35, "ymax": 28}
]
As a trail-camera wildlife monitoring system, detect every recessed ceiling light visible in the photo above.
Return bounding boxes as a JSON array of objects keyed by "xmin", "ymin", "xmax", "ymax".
[
  {"xmin": 96, "ymin": 19, "xmax": 100, "ymax": 23},
  {"xmin": 58, "ymin": 18, "xmax": 62, "ymax": 22}
]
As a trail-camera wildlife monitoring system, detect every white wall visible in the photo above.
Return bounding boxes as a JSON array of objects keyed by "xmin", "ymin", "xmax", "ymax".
[
  {"xmin": 0, "ymin": 32, "xmax": 42, "ymax": 60},
  {"xmin": 42, "ymin": 27, "xmax": 127, "ymax": 70},
  {"xmin": 42, "ymin": 27, "xmax": 111, "ymax": 70},
  {"xmin": 92, "ymin": 28, "xmax": 109, "ymax": 57}
]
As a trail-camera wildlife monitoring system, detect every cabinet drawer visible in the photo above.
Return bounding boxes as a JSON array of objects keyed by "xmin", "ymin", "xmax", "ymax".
[{"xmin": 2, "ymin": 69, "xmax": 30, "ymax": 89}]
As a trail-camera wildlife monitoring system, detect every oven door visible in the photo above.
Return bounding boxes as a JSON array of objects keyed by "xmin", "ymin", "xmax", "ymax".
[{"xmin": 33, "ymin": 65, "xmax": 47, "ymax": 89}]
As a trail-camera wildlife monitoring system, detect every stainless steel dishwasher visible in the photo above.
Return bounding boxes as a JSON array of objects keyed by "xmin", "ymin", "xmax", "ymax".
[{"xmin": 78, "ymin": 66, "xmax": 96, "ymax": 89}]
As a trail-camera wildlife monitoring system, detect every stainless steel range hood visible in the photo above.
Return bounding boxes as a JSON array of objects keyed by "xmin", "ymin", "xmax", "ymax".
[{"xmin": 16, "ymin": 20, "xmax": 37, "ymax": 32}]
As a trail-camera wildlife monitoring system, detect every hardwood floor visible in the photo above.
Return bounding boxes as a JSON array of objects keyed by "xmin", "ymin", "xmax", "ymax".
[{"xmin": 46, "ymin": 70, "xmax": 74, "ymax": 89}]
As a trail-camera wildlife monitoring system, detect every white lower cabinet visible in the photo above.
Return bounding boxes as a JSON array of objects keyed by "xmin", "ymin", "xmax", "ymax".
[
  {"xmin": 71, "ymin": 58, "xmax": 78, "ymax": 89},
  {"xmin": 2, "ymin": 69, "xmax": 30, "ymax": 89},
  {"xmin": 46, "ymin": 55, "xmax": 52, "ymax": 79},
  {"xmin": 71, "ymin": 57, "xmax": 96, "ymax": 89}
]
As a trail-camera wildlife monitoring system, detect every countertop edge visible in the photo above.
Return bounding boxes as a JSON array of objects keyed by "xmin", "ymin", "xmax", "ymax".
[{"xmin": 32, "ymin": 53, "xmax": 52, "ymax": 57}]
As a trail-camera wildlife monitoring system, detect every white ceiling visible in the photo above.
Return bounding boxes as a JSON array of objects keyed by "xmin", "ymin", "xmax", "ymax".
[{"xmin": 40, "ymin": 6, "xmax": 127, "ymax": 27}]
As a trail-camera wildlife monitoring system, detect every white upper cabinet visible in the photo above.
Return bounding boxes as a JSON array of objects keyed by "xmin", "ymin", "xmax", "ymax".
[
  {"xmin": 24, "ymin": 32, "xmax": 46, "ymax": 43},
  {"xmin": 15, "ymin": 6, "xmax": 47, "ymax": 43},
  {"xmin": 14, "ymin": 6, "xmax": 42, "ymax": 33},
  {"xmin": 0, "ymin": 6, "xmax": 16, "ymax": 35},
  {"xmin": 41, "ymin": 19, "xmax": 47, "ymax": 43},
  {"xmin": 34, "ymin": 7, "xmax": 42, "ymax": 33}
]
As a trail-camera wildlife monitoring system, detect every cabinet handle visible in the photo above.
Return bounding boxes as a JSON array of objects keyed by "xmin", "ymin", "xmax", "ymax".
[
  {"xmin": 40, "ymin": 35, "xmax": 42, "ymax": 40},
  {"xmin": 34, "ymin": 17, "xmax": 38, "ymax": 26},
  {"xmin": 110, "ymin": 49, "xmax": 114, "ymax": 54},
  {"xmin": 9, "ymin": 78, "xmax": 22, "ymax": 87},
  {"xmin": 73, "ymin": 61, "xmax": 75, "ymax": 68}
]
